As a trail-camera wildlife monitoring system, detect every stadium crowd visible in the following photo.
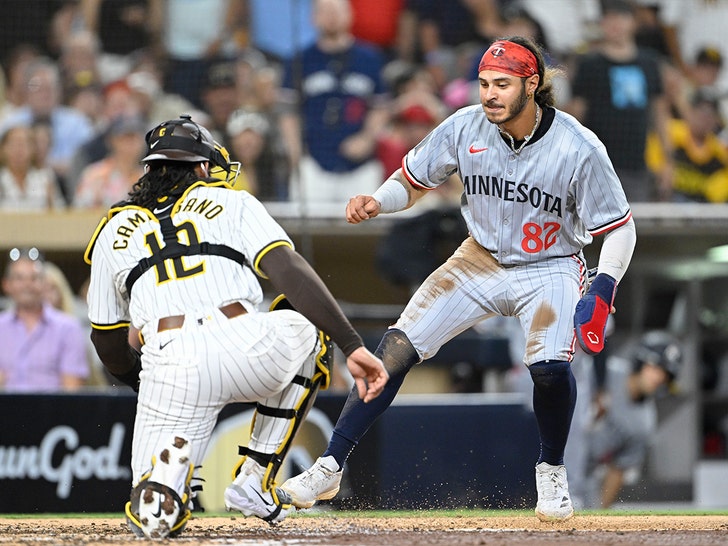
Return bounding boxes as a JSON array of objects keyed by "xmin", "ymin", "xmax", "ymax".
[{"xmin": 0, "ymin": 0, "xmax": 726, "ymax": 211}]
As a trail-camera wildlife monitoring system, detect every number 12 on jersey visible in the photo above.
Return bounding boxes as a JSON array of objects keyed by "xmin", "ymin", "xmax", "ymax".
[{"xmin": 521, "ymin": 221, "xmax": 561, "ymax": 253}]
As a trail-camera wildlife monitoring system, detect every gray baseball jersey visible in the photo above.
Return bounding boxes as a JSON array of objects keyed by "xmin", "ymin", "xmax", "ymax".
[
  {"xmin": 86, "ymin": 183, "xmax": 318, "ymax": 483},
  {"xmin": 393, "ymin": 106, "xmax": 631, "ymax": 365},
  {"xmin": 402, "ymin": 105, "xmax": 631, "ymax": 265}
]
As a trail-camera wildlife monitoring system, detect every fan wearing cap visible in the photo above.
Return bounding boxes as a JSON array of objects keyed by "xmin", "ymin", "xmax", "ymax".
[
  {"xmin": 83, "ymin": 114, "xmax": 387, "ymax": 538},
  {"xmin": 225, "ymin": 108, "xmax": 290, "ymax": 200},
  {"xmin": 655, "ymin": 89, "xmax": 728, "ymax": 203}
]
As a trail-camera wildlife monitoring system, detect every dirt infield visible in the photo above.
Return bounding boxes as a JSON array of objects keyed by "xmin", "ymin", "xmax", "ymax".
[{"xmin": 1, "ymin": 513, "xmax": 727, "ymax": 545}]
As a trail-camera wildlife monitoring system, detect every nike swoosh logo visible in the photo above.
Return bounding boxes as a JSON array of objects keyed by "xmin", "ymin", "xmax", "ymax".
[
  {"xmin": 159, "ymin": 339, "xmax": 174, "ymax": 350},
  {"xmin": 153, "ymin": 204, "xmax": 173, "ymax": 214},
  {"xmin": 150, "ymin": 140, "xmax": 159, "ymax": 149},
  {"xmin": 251, "ymin": 487, "xmax": 274, "ymax": 507},
  {"xmin": 469, "ymin": 145, "xmax": 488, "ymax": 154},
  {"xmin": 151, "ymin": 495, "xmax": 163, "ymax": 518}
]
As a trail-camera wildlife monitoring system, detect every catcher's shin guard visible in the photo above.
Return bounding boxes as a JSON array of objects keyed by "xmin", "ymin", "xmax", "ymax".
[
  {"xmin": 125, "ymin": 436, "xmax": 195, "ymax": 539},
  {"xmin": 232, "ymin": 296, "xmax": 332, "ymax": 491}
]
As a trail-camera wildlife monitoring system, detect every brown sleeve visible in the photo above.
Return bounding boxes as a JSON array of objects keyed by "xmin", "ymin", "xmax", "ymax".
[
  {"xmin": 90, "ymin": 327, "xmax": 142, "ymax": 391},
  {"xmin": 259, "ymin": 245, "xmax": 364, "ymax": 356}
]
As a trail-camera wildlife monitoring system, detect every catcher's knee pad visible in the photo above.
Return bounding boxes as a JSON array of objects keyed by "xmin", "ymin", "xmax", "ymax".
[
  {"xmin": 126, "ymin": 436, "xmax": 194, "ymax": 539},
  {"xmin": 376, "ymin": 328, "xmax": 420, "ymax": 377}
]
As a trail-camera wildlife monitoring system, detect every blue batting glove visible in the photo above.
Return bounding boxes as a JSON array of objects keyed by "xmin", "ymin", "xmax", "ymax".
[{"xmin": 574, "ymin": 273, "xmax": 616, "ymax": 355}]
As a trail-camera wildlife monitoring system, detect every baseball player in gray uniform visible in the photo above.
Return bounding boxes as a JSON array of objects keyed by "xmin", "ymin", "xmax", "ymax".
[
  {"xmin": 85, "ymin": 115, "xmax": 387, "ymax": 538},
  {"xmin": 281, "ymin": 36, "xmax": 637, "ymax": 521}
]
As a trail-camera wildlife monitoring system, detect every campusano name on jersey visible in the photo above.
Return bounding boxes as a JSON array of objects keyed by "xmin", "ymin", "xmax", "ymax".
[{"xmin": 462, "ymin": 175, "xmax": 563, "ymax": 218}]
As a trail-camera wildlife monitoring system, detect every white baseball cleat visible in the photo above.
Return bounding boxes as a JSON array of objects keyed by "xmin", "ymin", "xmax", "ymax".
[
  {"xmin": 280, "ymin": 455, "xmax": 342, "ymax": 509},
  {"xmin": 224, "ymin": 458, "xmax": 292, "ymax": 524},
  {"xmin": 128, "ymin": 435, "xmax": 194, "ymax": 539},
  {"xmin": 535, "ymin": 462, "xmax": 574, "ymax": 521}
]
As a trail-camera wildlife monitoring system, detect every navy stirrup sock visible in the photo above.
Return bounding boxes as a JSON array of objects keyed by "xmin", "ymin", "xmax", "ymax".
[
  {"xmin": 323, "ymin": 371, "xmax": 408, "ymax": 469},
  {"xmin": 324, "ymin": 329, "xmax": 419, "ymax": 469},
  {"xmin": 529, "ymin": 360, "xmax": 577, "ymax": 466}
]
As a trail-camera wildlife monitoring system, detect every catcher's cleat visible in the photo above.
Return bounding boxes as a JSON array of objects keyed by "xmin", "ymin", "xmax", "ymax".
[
  {"xmin": 280, "ymin": 455, "xmax": 342, "ymax": 509},
  {"xmin": 535, "ymin": 462, "xmax": 574, "ymax": 522},
  {"xmin": 224, "ymin": 458, "xmax": 292, "ymax": 524},
  {"xmin": 126, "ymin": 435, "xmax": 195, "ymax": 539}
]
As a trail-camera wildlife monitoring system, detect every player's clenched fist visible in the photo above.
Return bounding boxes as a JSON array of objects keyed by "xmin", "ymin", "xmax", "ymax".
[{"xmin": 346, "ymin": 195, "xmax": 381, "ymax": 224}]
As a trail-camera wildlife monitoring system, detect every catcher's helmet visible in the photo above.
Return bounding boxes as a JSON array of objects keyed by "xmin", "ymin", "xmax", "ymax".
[
  {"xmin": 142, "ymin": 114, "xmax": 229, "ymax": 170},
  {"xmin": 632, "ymin": 330, "xmax": 682, "ymax": 381}
]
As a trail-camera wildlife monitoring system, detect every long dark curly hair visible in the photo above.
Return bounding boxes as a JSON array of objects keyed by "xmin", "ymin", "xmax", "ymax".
[{"xmin": 127, "ymin": 162, "xmax": 200, "ymax": 210}]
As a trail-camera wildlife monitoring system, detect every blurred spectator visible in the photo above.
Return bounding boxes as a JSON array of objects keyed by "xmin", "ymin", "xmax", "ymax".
[
  {"xmin": 200, "ymin": 59, "xmax": 241, "ymax": 145},
  {"xmin": 691, "ymin": 47, "xmax": 725, "ymax": 92},
  {"xmin": 280, "ymin": 0, "xmax": 389, "ymax": 203},
  {"xmin": 65, "ymin": 78, "xmax": 145, "ymax": 200},
  {"xmin": 0, "ymin": 123, "xmax": 64, "ymax": 211},
  {"xmin": 43, "ymin": 261, "xmax": 110, "ymax": 388},
  {"xmin": 66, "ymin": 83, "xmax": 105, "ymax": 129},
  {"xmin": 632, "ymin": 0, "xmax": 671, "ymax": 59},
  {"xmin": 658, "ymin": 0, "xmax": 728, "ymax": 92},
  {"xmin": 376, "ymin": 97, "xmax": 443, "ymax": 177},
  {"xmin": 58, "ymin": 29, "xmax": 102, "ymax": 97},
  {"xmin": 349, "ymin": 0, "xmax": 406, "ymax": 54},
  {"xmin": 647, "ymin": 89, "xmax": 728, "ymax": 202},
  {"xmin": 79, "ymin": 0, "xmax": 158, "ymax": 83},
  {"xmin": 58, "ymin": 29, "xmax": 107, "ymax": 132},
  {"xmin": 231, "ymin": 48, "xmax": 269, "ymax": 108},
  {"xmin": 517, "ymin": 0, "xmax": 601, "ymax": 62},
  {"xmin": 407, "ymin": 0, "xmax": 500, "ymax": 90},
  {"xmin": 157, "ymin": 0, "xmax": 246, "ymax": 108},
  {"xmin": 47, "ymin": 0, "xmax": 86, "ymax": 59},
  {"xmin": 125, "ymin": 56, "xmax": 197, "ymax": 127},
  {"xmin": 73, "ymin": 114, "xmax": 146, "ymax": 209},
  {"xmin": 566, "ymin": 0, "xmax": 673, "ymax": 202},
  {"xmin": 0, "ymin": 57, "xmax": 94, "ymax": 191},
  {"xmin": 43, "ymin": 261, "xmax": 80, "ymax": 317},
  {"xmin": 244, "ymin": 0, "xmax": 317, "ymax": 63},
  {"xmin": 664, "ymin": 46, "xmax": 725, "ymax": 122},
  {"xmin": 227, "ymin": 108, "xmax": 289, "ymax": 200},
  {"xmin": 0, "ymin": 44, "xmax": 42, "ymax": 123},
  {"xmin": 0, "ymin": 247, "xmax": 89, "ymax": 392}
]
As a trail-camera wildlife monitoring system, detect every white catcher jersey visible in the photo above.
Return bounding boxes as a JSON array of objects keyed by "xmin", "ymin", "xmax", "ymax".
[
  {"xmin": 85, "ymin": 181, "xmax": 293, "ymax": 330},
  {"xmin": 402, "ymin": 105, "xmax": 632, "ymax": 265}
]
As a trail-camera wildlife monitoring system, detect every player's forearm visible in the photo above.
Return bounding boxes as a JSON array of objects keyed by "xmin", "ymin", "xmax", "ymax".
[
  {"xmin": 597, "ymin": 217, "xmax": 636, "ymax": 282},
  {"xmin": 261, "ymin": 247, "xmax": 363, "ymax": 356},
  {"xmin": 90, "ymin": 327, "xmax": 142, "ymax": 390},
  {"xmin": 373, "ymin": 169, "xmax": 426, "ymax": 212}
]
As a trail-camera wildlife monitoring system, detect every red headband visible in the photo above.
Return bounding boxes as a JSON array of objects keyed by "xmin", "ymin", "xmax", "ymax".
[{"xmin": 478, "ymin": 40, "xmax": 538, "ymax": 78}]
